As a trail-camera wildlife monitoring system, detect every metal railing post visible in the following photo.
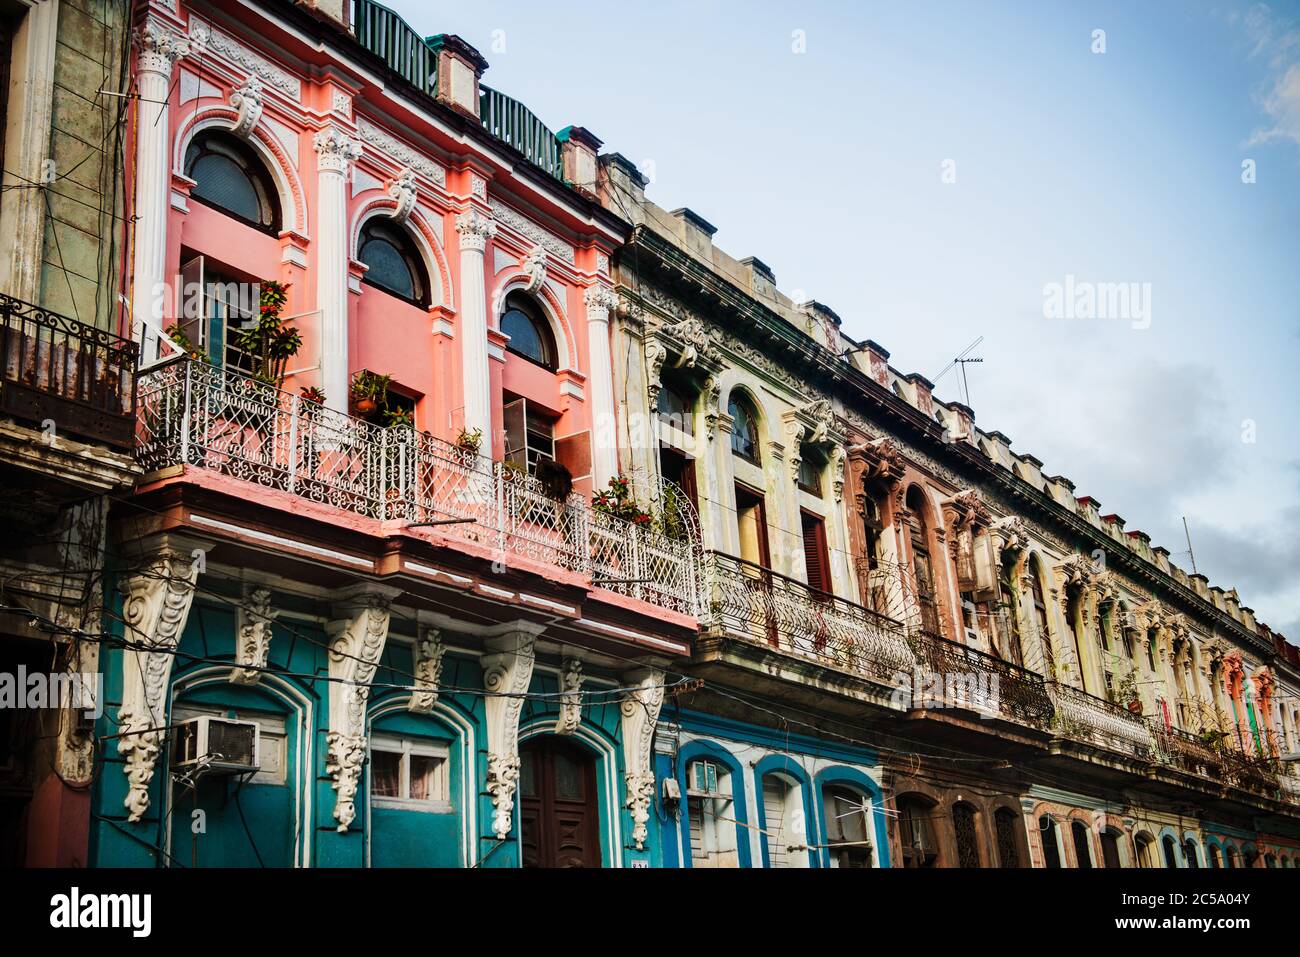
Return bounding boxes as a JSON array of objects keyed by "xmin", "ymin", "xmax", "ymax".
[
  {"xmin": 179, "ymin": 361, "xmax": 192, "ymax": 465},
  {"xmin": 286, "ymin": 393, "xmax": 299, "ymax": 496}
]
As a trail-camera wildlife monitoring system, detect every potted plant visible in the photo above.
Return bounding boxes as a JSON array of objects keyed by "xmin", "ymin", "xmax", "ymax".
[
  {"xmin": 299, "ymin": 385, "xmax": 327, "ymax": 408},
  {"xmin": 164, "ymin": 323, "xmax": 208, "ymax": 363},
  {"xmin": 456, "ymin": 426, "xmax": 483, "ymax": 457},
  {"xmin": 591, "ymin": 475, "xmax": 652, "ymax": 525},
  {"xmin": 234, "ymin": 280, "xmax": 301, "ymax": 388},
  {"xmin": 1114, "ymin": 671, "xmax": 1142, "ymax": 714},
  {"xmin": 350, "ymin": 369, "xmax": 391, "ymax": 417},
  {"xmin": 383, "ymin": 407, "xmax": 414, "ymax": 429}
]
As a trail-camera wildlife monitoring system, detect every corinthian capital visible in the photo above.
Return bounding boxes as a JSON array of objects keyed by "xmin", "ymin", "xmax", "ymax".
[
  {"xmin": 584, "ymin": 285, "xmax": 619, "ymax": 318},
  {"xmin": 455, "ymin": 208, "xmax": 496, "ymax": 252},
  {"xmin": 136, "ymin": 19, "xmax": 190, "ymax": 75},
  {"xmin": 313, "ymin": 127, "xmax": 362, "ymax": 174}
]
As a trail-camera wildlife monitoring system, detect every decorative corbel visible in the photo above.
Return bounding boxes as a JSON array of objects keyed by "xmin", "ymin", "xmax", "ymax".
[
  {"xmin": 521, "ymin": 243, "xmax": 547, "ymax": 293},
  {"xmin": 117, "ymin": 547, "xmax": 201, "ymax": 822},
  {"xmin": 703, "ymin": 376, "xmax": 723, "ymax": 439},
  {"xmin": 554, "ymin": 657, "xmax": 584, "ymax": 735},
  {"xmin": 645, "ymin": 338, "xmax": 669, "ymax": 408},
  {"xmin": 229, "ymin": 587, "xmax": 278, "ymax": 685},
  {"xmin": 620, "ymin": 668, "xmax": 665, "ymax": 851},
  {"xmin": 325, "ymin": 587, "xmax": 398, "ymax": 832},
  {"xmin": 480, "ymin": 630, "xmax": 538, "ymax": 840},
  {"xmin": 387, "ymin": 167, "xmax": 417, "ymax": 223},
  {"xmin": 829, "ymin": 445, "xmax": 846, "ymax": 503},
  {"xmin": 409, "ymin": 625, "xmax": 446, "ymax": 714},
  {"xmin": 229, "ymin": 76, "xmax": 264, "ymax": 138}
]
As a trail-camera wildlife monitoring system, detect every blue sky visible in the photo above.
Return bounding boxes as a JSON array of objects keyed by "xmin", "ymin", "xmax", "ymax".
[{"xmin": 390, "ymin": 0, "xmax": 1300, "ymax": 637}]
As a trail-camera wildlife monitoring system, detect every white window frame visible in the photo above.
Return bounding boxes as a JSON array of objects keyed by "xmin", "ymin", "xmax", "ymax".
[{"xmin": 369, "ymin": 734, "xmax": 451, "ymax": 813}]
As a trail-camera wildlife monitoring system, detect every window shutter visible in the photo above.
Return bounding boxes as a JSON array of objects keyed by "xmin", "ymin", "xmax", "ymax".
[{"xmin": 801, "ymin": 510, "xmax": 830, "ymax": 594}]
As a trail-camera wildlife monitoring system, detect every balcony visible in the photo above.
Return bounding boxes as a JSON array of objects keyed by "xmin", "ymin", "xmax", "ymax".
[
  {"xmin": 1149, "ymin": 723, "xmax": 1223, "ymax": 779},
  {"xmin": 912, "ymin": 631, "xmax": 1054, "ymax": 727},
  {"xmin": 0, "ymin": 294, "xmax": 137, "ymax": 450},
  {"xmin": 1045, "ymin": 681, "xmax": 1154, "ymax": 760},
  {"xmin": 136, "ymin": 359, "xmax": 701, "ymax": 616},
  {"xmin": 702, "ymin": 551, "xmax": 914, "ymax": 685}
]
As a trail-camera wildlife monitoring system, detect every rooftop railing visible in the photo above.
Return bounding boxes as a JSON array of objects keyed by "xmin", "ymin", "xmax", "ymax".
[
  {"xmin": 136, "ymin": 359, "xmax": 701, "ymax": 617},
  {"xmin": 0, "ymin": 294, "xmax": 137, "ymax": 450},
  {"xmin": 478, "ymin": 85, "xmax": 564, "ymax": 180},
  {"xmin": 703, "ymin": 551, "xmax": 914, "ymax": 686}
]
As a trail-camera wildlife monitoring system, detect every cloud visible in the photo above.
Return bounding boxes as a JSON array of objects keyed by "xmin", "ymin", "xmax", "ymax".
[{"xmin": 1235, "ymin": 3, "xmax": 1300, "ymax": 149}]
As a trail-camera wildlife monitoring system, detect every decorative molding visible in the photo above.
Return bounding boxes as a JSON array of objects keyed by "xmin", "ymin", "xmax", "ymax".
[
  {"xmin": 356, "ymin": 117, "xmax": 447, "ymax": 187},
  {"xmin": 117, "ymin": 547, "xmax": 200, "ymax": 822},
  {"xmin": 229, "ymin": 76, "xmax": 264, "ymax": 139},
  {"xmin": 409, "ymin": 626, "xmax": 446, "ymax": 714},
  {"xmin": 480, "ymin": 631, "xmax": 538, "ymax": 840},
  {"xmin": 325, "ymin": 588, "xmax": 397, "ymax": 831},
  {"xmin": 455, "ymin": 207, "xmax": 497, "ymax": 253},
  {"xmin": 331, "ymin": 88, "xmax": 353, "ymax": 118},
  {"xmin": 620, "ymin": 668, "xmax": 665, "ymax": 851},
  {"xmin": 135, "ymin": 18, "xmax": 190, "ymax": 76},
  {"xmin": 521, "ymin": 244, "xmax": 547, "ymax": 293},
  {"xmin": 584, "ymin": 284, "xmax": 619, "ymax": 316},
  {"xmin": 229, "ymin": 587, "xmax": 277, "ymax": 685},
  {"xmin": 554, "ymin": 658, "xmax": 585, "ymax": 735},
  {"xmin": 489, "ymin": 198, "xmax": 575, "ymax": 264},
  {"xmin": 188, "ymin": 17, "xmax": 301, "ymax": 100}
]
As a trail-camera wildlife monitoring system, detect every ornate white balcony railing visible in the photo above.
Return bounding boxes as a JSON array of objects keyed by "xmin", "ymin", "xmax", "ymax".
[
  {"xmin": 703, "ymin": 551, "xmax": 914, "ymax": 686},
  {"xmin": 1046, "ymin": 681, "xmax": 1155, "ymax": 759},
  {"xmin": 136, "ymin": 359, "xmax": 702, "ymax": 616}
]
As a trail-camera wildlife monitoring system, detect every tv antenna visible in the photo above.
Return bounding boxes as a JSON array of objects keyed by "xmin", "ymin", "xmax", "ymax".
[
  {"xmin": 1181, "ymin": 516, "xmax": 1198, "ymax": 575},
  {"xmin": 932, "ymin": 336, "xmax": 984, "ymax": 407}
]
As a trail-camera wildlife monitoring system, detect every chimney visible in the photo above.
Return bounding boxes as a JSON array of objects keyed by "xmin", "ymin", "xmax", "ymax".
[
  {"xmin": 297, "ymin": 0, "xmax": 350, "ymax": 29},
  {"xmin": 944, "ymin": 401, "xmax": 975, "ymax": 445},
  {"xmin": 599, "ymin": 153, "xmax": 647, "ymax": 220},
  {"xmin": 428, "ymin": 34, "xmax": 488, "ymax": 119},
  {"xmin": 558, "ymin": 126, "xmax": 602, "ymax": 199},
  {"xmin": 859, "ymin": 340, "xmax": 891, "ymax": 388},
  {"xmin": 1075, "ymin": 495, "xmax": 1102, "ymax": 525},
  {"xmin": 740, "ymin": 257, "xmax": 776, "ymax": 298},
  {"xmin": 905, "ymin": 373, "xmax": 935, "ymax": 415}
]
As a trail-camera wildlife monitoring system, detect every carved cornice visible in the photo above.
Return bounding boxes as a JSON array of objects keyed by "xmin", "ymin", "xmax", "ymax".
[
  {"xmin": 188, "ymin": 17, "xmax": 301, "ymax": 100},
  {"xmin": 489, "ymin": 198, "xmax": 574, "ymax": 264}
]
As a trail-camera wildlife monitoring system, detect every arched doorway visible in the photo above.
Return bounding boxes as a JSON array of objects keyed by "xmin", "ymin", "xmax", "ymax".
[{"xmin": 519, "ymin": 737, "xmax": 601, "ymax": 868}]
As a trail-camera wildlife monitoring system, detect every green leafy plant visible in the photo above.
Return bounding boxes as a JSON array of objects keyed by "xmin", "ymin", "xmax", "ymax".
[
  {"xmin": 164, "ymin": 323, "xmax": 208, "ymax": 363},
  {"xmin": 383, "ymin": 407, "xmax": 414, "ymax": 429},
  {"xmin": 235, "ymin": 280, "xmax": 301, "ymax": 387},
  {"xmin": 592, "ymin": 475, "xmax": 652, "ymax": 526},
  {"xmin": 349, "ymin": 370, "xmax": 391, "ymax": 415},
  {"xmin": 456, "ymin": 427, "xmax": 483, "ymax": 455}
]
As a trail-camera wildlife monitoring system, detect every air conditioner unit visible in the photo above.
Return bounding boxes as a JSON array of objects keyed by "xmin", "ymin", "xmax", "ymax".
[{"xmin": 171, "ymin": 716, "xmax": 260, "ymax": 775}]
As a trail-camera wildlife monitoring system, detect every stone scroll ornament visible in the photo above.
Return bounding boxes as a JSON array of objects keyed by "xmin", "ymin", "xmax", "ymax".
[
  {"xmin": 325, "ymin": 590, "xmax": 395, "ymax": 831},
  {"xmin": 554, "ymin": 658, "xmax": 585, "ymax": 735},
  {"xmin": 620, "ymin": 668, "xmax": 666, "ymax": 851},
  {"xmin": 229, "ymin": 587, "xmax": 277, "ymax": 685},
  {"xmin": 117, "ymin": 548, "xmax": 200, "ymax": 823},
  {"xmin": 409, "ymin": 626, "xmax": 446, "ymax": 715},
  {"xmin": 480, "ymin": 632, "xmax": 537, "ymax": 840}
]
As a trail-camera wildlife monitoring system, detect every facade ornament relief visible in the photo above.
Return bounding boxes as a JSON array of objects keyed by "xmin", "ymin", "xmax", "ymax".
[
  {"xmin": 117, "ymin": 547, "xmax": 200, "ymax": 823},
  {"xmin": 554, "ymin": 657, "xmax": 585, "ymax": 735},
  {"xmin": 644, "ymin": 339, "xmax": 669, "ymax": 407},
  {"xmin": 325, "ymin": 589, "xmax": 396, "ymax": 832},
  {"xmin": 409, "ymin": 626, "xmax": 447, "ymax": 714},
  {"xmin": 993, "ymin": 515, "xmax": 1031, "ymax": 555},
  {"xmin": 387, "ymin": 167, "xmax": 417, "ymax": 223},
  {"xmin": 620, "ymin": 668, "xmax": 666, "ymax": 851},
  {"xmin": 480, "ymin": 630, "xmax": 538, "ymax": 840},
  {"xmin": 356, "ymin": 117, "xmax": 447, "ymax": 186},
  {"xmin": 521, "ymin": 244, "xmax": 547, "ymax": 292},
  {"xmin": 229, "ymin": 76, "xmax": 263, "ymax": 138},
  {"xmin": 229, "ymin": 587, "xmax": 277, "ymax": 685},
  {"xmin": 188, "ymin": 17, "xmax": 302, "ymax": 100},
  {"xmin": 455, "ymin": 207, "xmax": 497, "ymax": 253},
  {"xmin": 136, "ymin": 18, "xmax": 190, "ymax": 75},
  {"xmin": 488, "ymin": 198, "xmax": 575, "ymax": 263},
  {"xmin": 584, "ymin": 284, "xmax": 620, "ymax": 315}
]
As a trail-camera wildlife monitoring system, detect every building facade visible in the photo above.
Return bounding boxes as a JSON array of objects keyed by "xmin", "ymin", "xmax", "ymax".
[{"xmin": 1, "ymin": 0, "xmax": 1296, "ymax": 868}]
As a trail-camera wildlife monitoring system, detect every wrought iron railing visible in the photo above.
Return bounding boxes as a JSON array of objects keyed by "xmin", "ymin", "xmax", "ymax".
[
  {"xmin": 353, "ymin": 0, "xmax": 437, "ymax": 93},
  {"xmin": 478, "ymin": 85, "xmax": 564, "ymax": 180},
  {"xmin": 1149, "ymin": 722, "xmax": 1223, "ymax": 779},
  {"xmin": 136, "ymin": 359, "xmax": 701, "ymax": 616},
  {"xmin": 912, "ymin": 631, "xmax": 1054, "ymax": 726},
  {"xmin": 0, "ymin": 293, "xmax": 137, "ymax": 450},
  {"xmin": 703, "ymin": 551, "xmax": 914, "ymax": 685},
  {"xmin": 1046, "ymin": 681, "xmax": 1154, "ymax": 759}
]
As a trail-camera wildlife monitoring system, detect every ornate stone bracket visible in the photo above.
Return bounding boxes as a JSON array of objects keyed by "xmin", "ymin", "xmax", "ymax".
[
  {"xmin": 325, "ymin": 587, "xmax": 398, "ymax": 832},
  {"xmin": 480, "ymin": 630, "xmax": 539, "ymax": 840},
  {"xmin": 409, "ymin": 625, "xmax": 446, "ymax": 714},
  {"xmin": 229, "ymin": 76, "xmax": 263, "ymax": 138},
  {"xmin": 387, "ymin": 167, "xmax": 417, "ymax": 223},
  {"xmin": 117, "ymin": 547, "xmax": 200, "ymax": 823},
  {"xmin": 229, "ymin": 587, "xmax": 277, "ymax": 685},
  {"xmin": 554, "ymin": 657, "xmax": 585, "ymax": 735},
  {"xmin": 620, "ymin": 667, "xmax": 665, "ymax": 851},
  {"xmin": 521, "ymin": 243, "xmax": 547, "ymax": 292}
]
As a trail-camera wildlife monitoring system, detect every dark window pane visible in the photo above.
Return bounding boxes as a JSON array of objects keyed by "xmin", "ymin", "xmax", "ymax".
[
  {"xmin": 370, "ymin": 749, "xmax": 401, "ymax": 798},
  {"xmin": 502, "ymin": 308, "xmax": 547, "ymax": 364},
  {"xmin": 360, "ymin": 235, "xmax": 415, "ymax": 299},
  {"xmin": 190, "ymin": 153, "xmax": 262, "ymax": 223}
]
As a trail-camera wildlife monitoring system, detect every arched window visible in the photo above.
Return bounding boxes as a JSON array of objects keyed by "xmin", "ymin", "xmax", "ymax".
[
  {"xmin": 1071, "ymin": 821, "xmax": 1093, "ymax": 868},
  {"xmin": 1039, "ymin": 815, "xmax": 1062, "ymax": 868},
  {"xmin": 500, "ymin": 292, "xmax": 557, "ymax": 370},
  {"xmin": 1161, "ymin": 835, "xmax": 1180, "ymax": 869},
  {"xmin": 359, "ymin": 218, "xmax": 429, "ymax": 306},
  {"xmin": 1226, "ymin": 846, "xmax": 1239, "ymax": 869},
  {"xmin": 905, "ymin": 486, "xmax": 941, "ymax": 635},
  {"xmin": 728, "ymin": 393, "xmax": 760, "ymax": 463},
  {"xmin": 1184, "ymin": 839, "xmax": 1200, "ymax": 868},
  {"xmin": 184, "ymin": 130, "xmax": 280, "ymax": 232},
  {"xmin": 994, "ymin": 807, "xmax": 1023, "ymax": 867},
  {"xmin": 1029, "ymin": 558, "xmax": 1054, "ymax": 675},
  {"xmin": 685, "ymin": 758, "xmax": 739, "ymax": 868},
  {"xmin": 995, "ymin": 561, "xmax": 1025, "ymax": 666},
  {"xmin": 657, "ymin": 383, "xmax": 694, "ymax": 435},
  {"xmin": 1135, "ymin": 832, "xmax": 1156, "ymax": 867},
  {"xmin": 822, "ymin": 785, "xmax": 873, "ymax": 868},
  {"xmin": 952, "ymin": 802, "xmax": 981, "ymax": 868},
  {"xmin": 1100, "ymin": 828, "xmax": 1123, "ymax": 868},
  {"xmin": 897, "ymin": 796, "xmax": 939, "ymax": 868},
  {"xmin": 1208, "ymin": 844, "xmax": 1221, "ymax": 868},
  {"xmin": 760, "ymin": 773, "xmax": 807, "ymax": 868}
]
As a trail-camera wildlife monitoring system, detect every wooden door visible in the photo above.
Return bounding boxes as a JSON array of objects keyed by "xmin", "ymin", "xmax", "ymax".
[{"xmin": 519, "ymin": 737, "xmax": 601, "ymax": 868}]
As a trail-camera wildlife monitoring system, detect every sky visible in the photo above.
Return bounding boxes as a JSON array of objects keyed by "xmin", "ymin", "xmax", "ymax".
[{"xmin": 387, "ymin": 0, "xmax": 1300, "ymax": 638}]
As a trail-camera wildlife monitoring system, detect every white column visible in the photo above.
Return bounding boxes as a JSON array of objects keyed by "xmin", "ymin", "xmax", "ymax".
[
  {"xmin": 454, "ymin": 208, "xmax": 496, "ymax": 440},
  {"xmin": 131, "ymin": 20, "xmax": 189, "ymax": 361},
  {"xmin": 584, "ymin": 285, "xmax": 620, "ymax": 487},
  {"xmin": 313, "ymin": 128, "xmax": 361, "ymax": 413}
]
